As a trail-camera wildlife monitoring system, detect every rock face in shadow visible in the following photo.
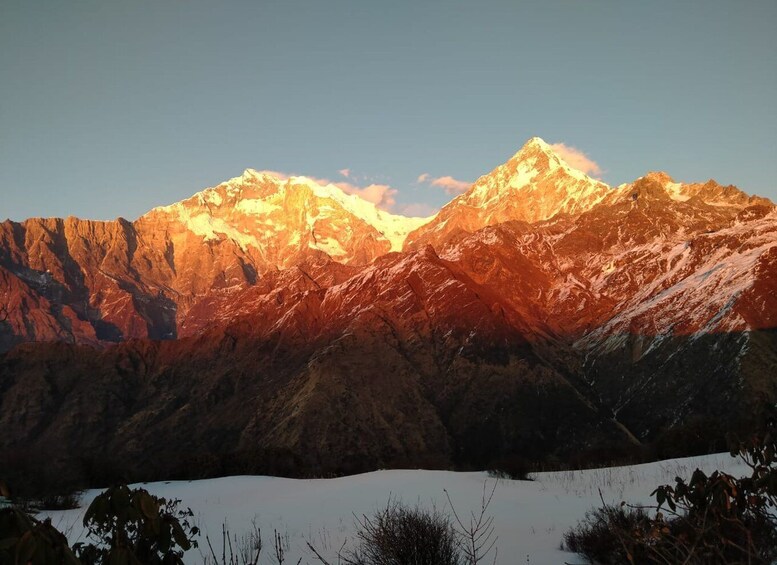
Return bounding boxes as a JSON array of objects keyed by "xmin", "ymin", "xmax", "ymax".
[{"xmin": 0, "ymin": 262, "xmax": 629, "ymax": 485}]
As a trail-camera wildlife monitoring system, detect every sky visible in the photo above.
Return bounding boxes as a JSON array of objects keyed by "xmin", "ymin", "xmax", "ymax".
[{"xmin": 1, "ymin": 0, "xmax": 776, "ymax": 221}]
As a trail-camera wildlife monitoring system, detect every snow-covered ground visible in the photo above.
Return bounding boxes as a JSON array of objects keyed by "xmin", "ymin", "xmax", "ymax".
[{"xmin": 43, "ymin": 452, "xmax": 748, "ymax": 565}]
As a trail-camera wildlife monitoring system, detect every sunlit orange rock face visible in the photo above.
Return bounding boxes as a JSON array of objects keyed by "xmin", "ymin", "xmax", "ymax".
[
  {"xmin": 4, "ymin": 138, "xmax": 771, "ymax": 349},
  {"xmin": 0, "ymin": 170, "xmax": 428, "ymax": 343},
  {"xmin": 1, "ymin": 137, "xmax": 775, "ymax": 482},
  {"xmin": 405, "ymin": 137, "xmax": 611, "ymax": 250}
]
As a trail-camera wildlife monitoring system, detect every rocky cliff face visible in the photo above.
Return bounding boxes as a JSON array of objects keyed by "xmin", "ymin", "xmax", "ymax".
[
  {"xmin": 0, "ymin": 216, "xmax": 176, "ymax": 345},
  {"xmin": 1, "ymin": 137, "xmax": 775, "ymax": 486},
  {"xmin": 0, "ymin": 170, "xmax": 429, "ymax": 345}
]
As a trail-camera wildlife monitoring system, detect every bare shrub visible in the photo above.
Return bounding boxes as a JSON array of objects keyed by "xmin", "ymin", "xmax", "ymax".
[
  {"xmin": 309, "ymin": 481, "xmax": 499, "ymax": 565},
  {"xmin": 203, "ymin": 520, "xmax": 263, "ymax": 565},
  {"xmin": 564, "ymin": 408, "xmax": 777, "ymax": 564},
  {"xmin": 346, "ymin": 499, "xmax": 461, "ymax": 565},
  {"xmin": 445, "ymin": 480, "xmax": 499, "ymax": 565},
  {"xmin": 563, "ymin": 504, "xmax": 652, "ymax": 564},
  {"xmin": 308, "ymin": 499, "xmax": 464, "ymax": 565}
]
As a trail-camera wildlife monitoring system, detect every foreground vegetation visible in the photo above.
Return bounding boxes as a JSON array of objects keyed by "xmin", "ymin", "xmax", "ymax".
[
  {"xmin": 564, "ymin": 411, "xmax": 777, "ymax": 564},
  {"xmin": 0, "ymin": 484, "xmax": 197, "ymax": 565},
  {"xmin": 0, "ymin": 483, "xmax": 497, "ymax": 565}
]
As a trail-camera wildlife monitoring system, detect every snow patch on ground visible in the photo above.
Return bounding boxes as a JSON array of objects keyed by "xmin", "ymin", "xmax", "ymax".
[{"xmin": 42, "ymin": 453, "xmax": 747, "ymax": 565}]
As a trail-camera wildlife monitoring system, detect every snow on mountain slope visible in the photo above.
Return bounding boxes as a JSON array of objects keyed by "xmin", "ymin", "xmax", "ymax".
[
  {"xmin": 585, "ymin": 210, "xmax": 777, "ymax": 340},
  {"xmin": 605, "ymin": 170, "xmax": 773, "ymax": 209},
  {"xmin": 465, "ymin": 137, "xmax": 609, "ymax": 210},
  {"xmin": 43, "ymin": 453, "xmax": 748, "ymax": 565},
  {"xmin": 405, "ymin": 137, "xmax": 611, "ymax": 250},
  {"xmin": 423, "ymin": 175, "xmax": 776, "ymax": 390},
  {"xmin": 146, "ymin": 169, "xmax": 431, "ymax": 262},
  {"xmin": 293, "ymin": 173, "xmax": 433, "ymax": 251}
]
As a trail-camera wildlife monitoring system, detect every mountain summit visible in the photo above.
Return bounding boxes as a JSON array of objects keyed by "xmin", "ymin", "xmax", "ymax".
[
  {"xmin": 404, "ymin": 137, "xmax": 611, "ymax": 249},
  {"xmin": 141, "ymin": 170, "xmax": 430, "ymax": 270}
]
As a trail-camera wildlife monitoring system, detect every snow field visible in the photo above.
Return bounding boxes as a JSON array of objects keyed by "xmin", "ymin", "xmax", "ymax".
[{"xmin": 42, "ymin": 452, "xmax": 748, "ymax": 564}]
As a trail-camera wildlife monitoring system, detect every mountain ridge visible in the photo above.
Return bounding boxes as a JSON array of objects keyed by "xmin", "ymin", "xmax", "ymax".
[
  {"xmin": 0, "ymin": 136, "xmax": 773, "ymax": 350},
  {"xmin": 1, "ymin": 137, "xmax": 775, "ymax": 487}
]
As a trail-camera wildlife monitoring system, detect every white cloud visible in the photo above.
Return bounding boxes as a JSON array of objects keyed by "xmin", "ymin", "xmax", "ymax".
[
  {"xmin": 338, "ymin": 168, "xmax": 351, "ymax": 178},
  {"xmin": 246, "ymin": 170, "xmax": 442, "ymax": 215},
  {"xmin": 431, "ymin": 176, "xmax": 471, "ymax": 194},
  {"xmin": 417, "ymin": 173, "xmax": 471, "ymax": 195},
  {"xmin": 253, "ymin": 169, "xmax": 398, "ymax": 211},
  {"xmin": 548, "ymin": 143, "xmax": 603, "ymax": 177},
  {"xmin": 399, "ymin": 202, "xmax": 438, "ymax": 217},
  {"xmin": 336, "ymin": 182, "xmax": 397, "ymax": 210}
]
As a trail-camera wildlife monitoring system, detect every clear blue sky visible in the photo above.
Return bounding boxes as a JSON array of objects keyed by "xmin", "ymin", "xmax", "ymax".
[{"xmin": 1, "ymin": 0, "xmax": 776, "ymax": 221}]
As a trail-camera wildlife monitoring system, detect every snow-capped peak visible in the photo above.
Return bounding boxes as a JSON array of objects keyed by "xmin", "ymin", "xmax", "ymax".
[
  {"xmin": 641, "ymin": 171, "xmax": 676, "ymax": 184},
  {"xmin": 504, "ymin": 137, "xmax": 556, "ymax": 169},
  {"xmin": 403, "ymin": 137, "xmax": 613, "ymax": 249},
  {"xmin": 144, "ymin": 169, "xmax": 434, "ymax": 264},
  {"xmin": 522, "ymin": 136, "xmax": 553, "ymax": 151},
  {"xmin": 241, "ymin": 168, "xmax": 286, "ymax": 180},
  {"xmin": 614, "ymin": 171, "xmax": 773, "ymax": 208},
  {"xmin": 463, "ymin": 137, "xmax": 611, "ymax": 209},
  {"xmin": 506, "ymin": 137, "xmax": 598, "ymax": 184}
]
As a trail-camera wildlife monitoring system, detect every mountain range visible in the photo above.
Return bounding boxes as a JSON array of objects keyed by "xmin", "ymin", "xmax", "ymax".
[{"xmin": 1, "ymin": 137, "xmax": 775, "ymax": 487}]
